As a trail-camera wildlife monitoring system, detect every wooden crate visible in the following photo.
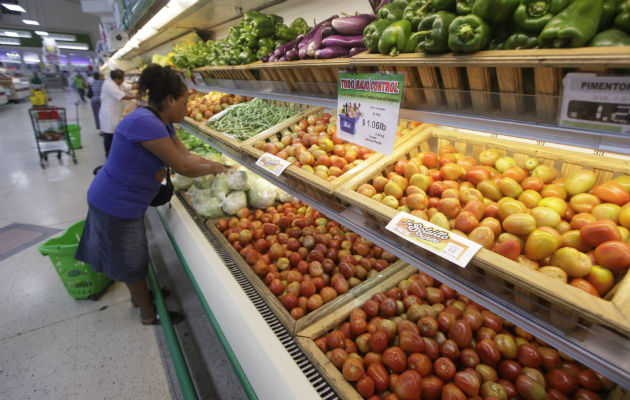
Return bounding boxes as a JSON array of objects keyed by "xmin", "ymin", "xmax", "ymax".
[
  {"xmin": 194, "ymin": 63, "xmax": 259, "ymax": 82},
  {"xmin": 206, "ymin": 221, "xmax": 409, "ymax": 336},
  {"xmin": 350, "ymin": 47, "xmax": 630, "ymax": 121},
  {"xmin": 194, "ymin": 101, "xmax": 317, "ymax": 152},
  {"xmin": 336, "ymin": 126, "xmax": 630, "ymax": 335},
  {"xmin": 296, "ymin": 266, "xmax": 630, "ymax": 400}
]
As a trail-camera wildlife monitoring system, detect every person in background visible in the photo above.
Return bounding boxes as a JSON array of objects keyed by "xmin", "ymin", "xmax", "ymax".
[
  {"xmin": 29, "ymin": 72, "xmax": 42, "ymax": 85},
  {"xmin": 73, "ymin": 72, "xmax": 86, "ymax": 103},
  {"xmin": 98, "ymin": 69, "xmax": 136, "ymax": 157},
  {"xmin": 75, "ymin": 64, "xmax": 227, "ymax": 325},
  {"xmin": 89, "ymin": 72, "xmax": 104, "ymax": 130}
]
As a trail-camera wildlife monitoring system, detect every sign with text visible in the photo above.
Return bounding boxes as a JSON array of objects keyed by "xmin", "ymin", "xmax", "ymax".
[
  {"xmin": 386, "ymin": 212, "xmax": 482, "ymax": 268},
  {"xmin": 559, "ymin": 73, "xmax": 630, "ymax": 134},
  {"xmin": 256, "ymin": 152, "xmax": 291, "ymax": 176},
  {"xmin": 337, "ymin": 72, "xmax": 404, "ymax": 155}
]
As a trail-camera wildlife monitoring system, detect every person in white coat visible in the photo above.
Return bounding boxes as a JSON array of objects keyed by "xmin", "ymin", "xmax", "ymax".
[{"xmin": 99, "ymin": 69, "xmax": 136, "ymax": 157}]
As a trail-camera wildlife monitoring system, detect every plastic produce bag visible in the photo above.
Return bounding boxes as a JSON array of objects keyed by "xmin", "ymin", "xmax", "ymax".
[
  {"xmin": 226, "ymin": 169, "xmax": 250, "ymax": 191},
  {"xmin": 275, "ymin": 187, "xmax": 295, "ymax": 203},
  {"xmin": 248, "ymin": 177, "xmax": 277, "ymax": 209},
  {"xmin": 210, "ymin": 174, "xmax": 229, "ymax": 198},
  {"xmin": 221, "ymin": 191, "xmax": 248, "ymax": 215},
  {"xmin": 220, "ymin": 154, "xmax": 237, "ymax": 167},
  {"xmin": 172, "ymin": 173, "xmax": 194, "ymax": 191},
  {"xmin": 193, "ymin": 174, "xmax": 215, "ymax": 190},
  {"xmin": 190, "ymin": 189, "xmax": 225, "ymax": 218}
]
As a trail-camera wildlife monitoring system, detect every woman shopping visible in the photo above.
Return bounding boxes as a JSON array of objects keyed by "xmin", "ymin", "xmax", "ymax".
[
  {"xmin": 99, "ymin": 69, "xmax": 136, "ymax": 157},
  {"xmin": 76, "ymin": 64, "xmax": 227, "ymax": 325}
]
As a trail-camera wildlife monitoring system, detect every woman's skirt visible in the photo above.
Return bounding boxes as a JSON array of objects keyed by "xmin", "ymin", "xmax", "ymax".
[{"xmin": 75, "ymin": 205, "xmax": 149, "ymax": 283}]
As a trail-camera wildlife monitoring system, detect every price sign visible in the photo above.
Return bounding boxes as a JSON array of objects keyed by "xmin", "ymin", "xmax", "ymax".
[
  {"xmin": 386, "ymin": 212, "xmax": 482, "ymax": 268},
  {"xmin": 337, "ymin": 72, "xmax": 404, "ymax": 155},
  {"xmin": 256, "ymin": 152, "xmax": 291, "ymax": 176},
  {"xmin": 559, "ymin": 73, "xmax": 630, "ymax": 134}
]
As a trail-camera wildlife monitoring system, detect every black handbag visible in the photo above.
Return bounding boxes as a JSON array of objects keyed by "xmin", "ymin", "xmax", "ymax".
[{"xmin": 151, "ymin": 166, "xmax": 174, "ymax": 207}]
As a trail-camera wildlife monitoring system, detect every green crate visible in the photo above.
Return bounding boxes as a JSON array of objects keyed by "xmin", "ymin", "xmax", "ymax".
[
  {"xmin": 62, "ymin": 124, "xmax": 81, "ymax": 149},
  {"xmin": 38, "ymin": 220, "xmax": 111, "ymax": 300}
]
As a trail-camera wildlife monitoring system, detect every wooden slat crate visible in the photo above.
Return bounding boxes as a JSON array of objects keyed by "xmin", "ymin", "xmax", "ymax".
[
  {"xmin": 335, "ymin": 126, "xmax": 630, "ymax": 335},
  {"xmin": 206, "ymin": 221, "xmax": 409, "ymax": 335},
  {"xmin": 296, "ymin": 266, "xmax": 630, "ymax": 400},
  {"xmin": 194, "ymin": 63, "xmax": 258, "ymax": 82},
  {"xmin": 193, "ymin": 101, "xmax": 317, "ymax": 152},
  {"xmin": 350, "ymin": 47, "xmax": 630, "ymax": 121}
]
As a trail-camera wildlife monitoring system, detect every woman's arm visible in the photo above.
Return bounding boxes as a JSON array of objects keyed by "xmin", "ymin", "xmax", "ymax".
[{"xmin": 142, "ymin": 137, "xmax": 227, "ymax": 177}]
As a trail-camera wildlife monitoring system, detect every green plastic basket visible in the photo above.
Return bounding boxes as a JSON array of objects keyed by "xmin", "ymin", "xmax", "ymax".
[
  {"xmin": 62, "ymin": 124, "xmax": 81, "ymax": 149},
  {"xmin": 38, "ymin": 220, "xmax": 111, "ymax": 300}
]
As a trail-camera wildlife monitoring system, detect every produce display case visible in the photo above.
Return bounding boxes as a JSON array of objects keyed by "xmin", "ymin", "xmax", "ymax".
[{"xmin": 0, "ymin": 88, "xmax": 8, "ymax": 106}]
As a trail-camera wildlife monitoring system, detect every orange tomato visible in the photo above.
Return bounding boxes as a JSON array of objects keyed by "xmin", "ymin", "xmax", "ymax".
[
  {"xmin": 593, "ymin": 181, "xmax": 630, "ymax": 205},
  {"xmin": 521, "ymin": 177, "xmax": 545, "ymax": 192},
  {"xmin": 569, "ymin": 278, "xmax": 600, "ymax": 297},
  {"xmin": 394, "ymin": 159, "xmax": 408, "ymax": 176},
  {"xmin": 594, "ymin": 241, "xmax": 630, "ymax": 275},
  {"xmin": 503, "ymin": 166, "xmax": 528, "ymax": 182},
  {"xmin": 580, "ymin": 220, "xmax": 622, "ymax": 247}
]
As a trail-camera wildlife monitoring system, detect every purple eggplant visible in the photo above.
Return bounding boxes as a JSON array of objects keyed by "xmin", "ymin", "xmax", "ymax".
[
  {"xmin": 285, "ymin": 49, "xmax": 299, "ymax": 61},
  {"xmin": 261, "ymin": 55, "xmax": 270, "ymax": 62},
  {"xmin": 349, "ymin": 47, "xmax": 367, "ymax": 56},
  {"xmin": 314, "ymin": 46, "xmax": 349, "ymax": 59},
  {"xmin": 322, "ymin": 35, "xmax": 364, "ymax": 48},
  {"xmin": 278, "ymin": 56, "xmax": 287, "ymax": 62},
  {"xmin": 331, "ymin": 15, "xmax": 376, "ymax": 35},
  {"xmin": 321, "ymin": 25, "xmax": 337, "ymax": 38},
  {"xmin": 273, "ymin": 36, "xmax": 302, "ymax": 58},
  {"xmin": 307, "ymin": 21, "xmax": 333, "ymax": 57},
  {"xmin": 299, "ymin": 16, "xmax": 337, "ymax": 59},
  {"xmin": 268, "ymin": 55, "xmax": 277, "ymax": 62}
]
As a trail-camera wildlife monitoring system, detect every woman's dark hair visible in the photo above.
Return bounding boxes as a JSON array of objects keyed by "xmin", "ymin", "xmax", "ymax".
[
  {"xmin": 138, "ymin": 64, "xmax": 187, "ymax": 110},
  {"xmin": 93, "ymin": 72, "xmax": 100, "ymax": 79},
  {"xmin": 110, "ymin": 69, "xmax": 124, "ymax": 80}
]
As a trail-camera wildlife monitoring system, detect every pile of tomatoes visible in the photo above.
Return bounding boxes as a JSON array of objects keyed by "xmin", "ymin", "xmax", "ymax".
[
  {"xmin": 317, "ymin": 273, "xmax": 615, "ymax": 400},
  {"xmin": 214, "ymin": 202, "xmax": 398, "ymax": 319},
  {"xmin": 186, "ymin": 91, "xmax": 249, "ymax": 122},
  {"xmin": 356, "ymin": 144, "xmax": 630, "ymax": 298}
]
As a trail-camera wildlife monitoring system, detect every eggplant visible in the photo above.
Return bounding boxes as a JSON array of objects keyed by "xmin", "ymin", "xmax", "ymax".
[
  {"xmin": 322, "ymin": 35, "xmax": 364, "ymax": 48},
  {"xmin": 349, "ymin": 47, "xmax": 367, "ymax": 56},
  {"xmin": 261, "ymin": 55, "xmax": 270, "ymax": 62},
  {"xmin": 307, "ymin": 21, "xmax": 333, "ymax": 57},
  {"xmin": 268, "ymin": 55, "xmax": 277, "ymax": 62},
  {"xmin": 321, "ymin": 25, "xmax": 337, "ymax": 39},
  {"xmin": 299, "ymin": 16, "xmax": 337, "ymax": 59},
  {"xmin": 278, "ymin": 56, "xmax": 287, "ymax": 62},
  {"xmin": 314, "ymin": 46, "xmax": 349, "ymax": 59},
  {"xmin": 331, "ymin": 15, "xmax": 376, "ymax": 35},
  {"xmin": 285, "ymin": 49, "xmax": 299, "ymax": 61},
  {"xmin": 273, "ymin": 36, "xmax": 302, "ymax": 58}
]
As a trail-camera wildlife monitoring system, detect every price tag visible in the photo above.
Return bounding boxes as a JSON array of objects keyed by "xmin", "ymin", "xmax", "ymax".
[
  {"xmin": 336, "ymin": 72, "xmax": 404, "ymax": 156},
  {"xmin": 559, "ymin": 73, "xmax": 630, "ymax": 134},
  {"xmin": 386, "ymin": 212, "xmax": 482, "ymax": 268},
  {"xmin": 193, "ymin": 72, "xmax": 205, "ymax": 85},
  {"xmin": 256, "ymin": 152, "xmax": 291, "ymax": 176}
]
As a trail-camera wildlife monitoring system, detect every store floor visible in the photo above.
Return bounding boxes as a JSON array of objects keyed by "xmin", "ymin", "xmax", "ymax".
[{"xmin": 0, "ymin": 90, "xmax": 244, "ymax": 400}]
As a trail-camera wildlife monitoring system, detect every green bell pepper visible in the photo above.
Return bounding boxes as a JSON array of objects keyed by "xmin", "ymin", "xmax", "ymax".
[
  {"xmin": 448, "ymin": 14, "xmax": 491, "ymax": 51},
  {"xmin": 258, "ymin": 37, "xmax": 274, "ymax": 49},
  {"xmin": 241, "ymin": 11, "xmax": 275, "ymax": 38},
  {"xmin": 378, "ymin": 2, "xmax": 407, "ymax": 21},
  {"xmin": 290, "ymin": 17, "xmax": 311, "ymax": 35},
  {"xmin": 504, "ymin": 32, "xmax": 539, "ymax": 48},
  {"xmin": 589, "ymin": 27, "xmax": 630, "ymax": 45},
  {"xmin": 615, "ymin": 0, "xmax": 630, "ymax": 31},
  {"xmin": 227, "ymin": 26, "xmax": 241, "ymax": 45},
  {"xmin": 513, "ymin": 0, "xmax": 570, "ymax": 33},
  {"xmin": 472, "ymin": 0, "xmax": 519, "ymax": 23},
  {"xmin": 378, "ymin": 19, "xmax": 413, "ymax": 55},
  {"xmin": 456, "ymin": 0, "xmax": 475, "ymax": 14},
  {"xmin": 267, "ymin": 14, "xmax": 284, "ymax": 26},
  {"xmin": 538, "ymin": 0, "xmax": 603, "ymax": 47},
  {"xmin": 363, "ymin": 19, "xmax": 393, "ymax": 52},
  {"xmin": 274, "ymin": 40, "xmax": 287, "ymax": 49},
  {"xmin": 238, "ymin": 48, "xmax": 256, "ymax": 64},
  {"xmin": 600, "ymin": 0, "xmax": 622, "ymax": 29},
  {"xmin": 237, "ymin": 32, "xmax": 258, "ymax": 48},
  {"xmin": 488, "ymin": 38, "xmax": 506, "ymax": 49},
  {"xmin": 404, "ymin": 0, "xmax": 455, "ymax": 27},
  {"xmin": 257, "ymin": 46, "xmax": 272, "ymax": 58},
  {"xmin": 275, "ymin": 24, "xmax": 298, "ymax": 42},
  {"xmin": 415, "ymin": 11, "xmax": 457, "ymax": 52}
]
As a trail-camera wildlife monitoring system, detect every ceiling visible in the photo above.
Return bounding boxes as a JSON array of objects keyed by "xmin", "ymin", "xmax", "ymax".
[{"xmin": 0, "ymin": 0, "xmax": 101, "ymax": 47}]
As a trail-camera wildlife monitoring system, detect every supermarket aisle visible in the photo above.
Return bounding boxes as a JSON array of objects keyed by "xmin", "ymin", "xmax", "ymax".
[{"xmin": 0, "ymin": 91, "xmax": 176, "ymax": 399}]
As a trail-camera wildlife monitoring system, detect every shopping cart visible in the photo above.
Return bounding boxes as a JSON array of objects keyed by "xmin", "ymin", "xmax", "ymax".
[{"xmin": 28, "ymin": 107, "xmax": 78, "ymax": 169}]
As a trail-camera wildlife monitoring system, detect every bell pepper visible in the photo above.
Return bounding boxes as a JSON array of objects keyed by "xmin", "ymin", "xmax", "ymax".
[
  {"xmin": 238, "ymin": 48, "xmax": 256, "ymax": 64},
  {"xmin": 456, "ymin": 0, "xmax": 475, "ymax": 14},
  {"xmin": 404, "ymin": 0, "xmax": 455, "ymax": 27},
  {"xmin": 237, "ymin": 32, "xmax": 258, "ymax": 48},
  {"xmin": 378, "ymin": 19, "xmax": 413, "ymax": 55},
  {"xmin": 267, "ymin": 14, "xmax": 284, "ymax": 26},
  {"xmin": 448, "ymin": 14, "xmax": 491, "ymax": 51},
  {"xmin": 513, "ymin": 0, "xmax": 570, "ymax": 33},
  {"xmin": 600, "ymin": 0, "xmax": 623, "ymax": 29},
  {"xmin": 274, "ymin": 24, "xmax": 298, "ymax": 42},
  {"xmin": 589, "ymin": 27, "xmax": 630, "ymax": 45},
  {"xmin": 227, "ymin": 26, "xmax": 241, "ymax": 45},
  {"xmin": 258, "ymin": 37, "xmax": 274, "ymax": 50},
  {"xmin": 242, "ymin": 11, "xmax": 275, "ymax": 38},
  {"xmin": 257, "ymin": 46, "xmax": 272, "ymax": 58},
  {"xmin": 378, "ymin": 2, "xmax": 407, "ymax": 21},
  {"xmin": 504, "ymin": 32, "xmax": 539, "ymax": 48},
  {"xmin": 538, "ymin": 0, "xmax": 603, "ymax": 48},
  {"xmin": 472, "ymin": 0, "xmax": 520, "ymax": 24},
  {"xmin": 363, "ymin": 19, "xmax": 393, "ymax": 52},
  {"xmin": 615, "ymin": 0, "xmax": 630, "ymax": 31},
  {"xmin": 290, "ymin": 17, "xmax": 311, "ymax": 35},
  {"xmin": 415, "ymin": 11, "xmax": 457, "ymax": 52},
  {"xmin": 488, "ymin": 38, "xmax": 505, "ymax": 49}
]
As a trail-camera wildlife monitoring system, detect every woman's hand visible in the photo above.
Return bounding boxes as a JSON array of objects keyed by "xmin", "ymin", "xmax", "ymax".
[{"xmin": 210, "ymin": 161, "xmax": 228, "ymax": 175}]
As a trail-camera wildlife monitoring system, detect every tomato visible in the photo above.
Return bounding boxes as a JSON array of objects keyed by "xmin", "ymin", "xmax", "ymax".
[
  {"xmin": 367, "ymin": 362, "xmax": 390, "ymax": 392},
  {"xmin": 423, "ymin": 337, "xmax": 440, "ymax": 360},
  {"xmin": 330, "ymin": 348, "xmax": 349, "ymax": 368},
  {"xmin": 546, "ymin": 368, "xmax": 578, "ymax": 395},
  {"xmin": 574, "ymin": 388, "xmax": 602, "ymax": 400},
  {"xmin": 440, "ymin": 339, "xmax": 460, "ymax": 361},
  {"xmin": 408, "ymin": 353, "xmax": 433, "ymax": 376},
  {"xmin": 538, "ymin": 346, "xmax": 562, "ymax": 370},
  {"xmin": 393, "ymin": 370, "xmax": 422, "ymax": 400},
  {"xmin": 434, "ymin": 356, "xmax": 456, "ymax": 381},
  {"xmin": 454, "ymin": 369, "xmax": 481, "ymax": 396},
  {"xmin": 577, "ymin": 369, "xmax": 603, "ymax": 391},
  {"xmin": 442, "ymin": 383, "xmax": 466, "ymax": 400},
  {"xmin": 547, "ymin": 388, "xmax": 569, "ymax": 400},
  {"xmin": 437, "ymin": 311, "xmax": 456, "ymax": 332},
  {"xmin": 516, "ymin": 343, "xmax": 542, "ymax": 368},
  {"xmin": 493, "ymin": 334, "xmax": 517, "ymax": 359},
  {"xmin": 383, "ymin": 346, "xmax": 407, "ymax": 373},
  {"xmin": 399, "ymin": 330, "xmax": 425, "ymax": 353},
  {"xmin": 326, "ymin": 330, "xmax": 346, "ymax": 350},
  {"xmin": 564, "ymin": 170, "xmax": 596, "ymax": 196},
  {"xmin": 498, "ymin": 360, "xmax": 522, "ymax": 381},
  {"xmin": 480, "ymin": 381, "xmax": 508, "ymax": 400},
  {"xmin": 342, "ymin": 357, "xmax": 365, "ymax": 381},
  {"xmin": 594, "ymin": 240, "xmax": 630, "ymax": 274},
  {"xmin": 476, "ymin": 327, "xmax": 497, "ymax": 341},
  {"xmin": 475, "ymin": 364, "xmax": 498, "ymax": 382},
  {"xmin": 515, "ymin": 374, "xmax": 546, "ymax": 400},
  {"xmin": 357, "ymin": 375, "xmax": 375, "ymax": 398},
  {"xmin": 459, "ymin": 348, "xmax": 481, "ymax": 368},
  {"xmin": 421, "ymin": 375, "xmax": 444, "ymax": 400},
  {"xmin": 570, "ymin": 278, "xmax": 600, "ymax": 297},
  {"xmin": 593, "ymin": 181, "xmax": 630, "ymax": 205},
  {"xmin": 466, "ymin": 166, "xmax": 491, "ymax": 185},
  {"xmin": 476, "ymin": 339, "xmax": 501, "ymax": 366},
  {"xmin": 580, "ymin": 220, "xmax": 622, "ymax": 247},
  {"xmin": 498, "ymin": 379, "xmax": 518, "ymax": 399},
  {"xmin": 449, "ymin": 320, "xmax": 473, "ymax": 348}
]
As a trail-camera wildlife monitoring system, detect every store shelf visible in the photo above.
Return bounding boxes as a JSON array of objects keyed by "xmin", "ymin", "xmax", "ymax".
[
  {"xmin": 179, "ymin": 119, "xmax": 630, "ymax": 389},
  {"xmin": 187, "ymin": 81, "xmax": 630, "ymax": 155}
]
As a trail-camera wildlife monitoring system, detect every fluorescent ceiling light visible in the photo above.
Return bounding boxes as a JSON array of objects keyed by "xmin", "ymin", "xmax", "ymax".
[
  {"xmin": 56, "ymin": 43, "xmax": 89, "ymax": 50},
  {"xmin": 1, "ymin": 29, "xmax": 31, "ymax": 38},
  {"xmin": 22, "ymin": 19, "xmax": 39, "ymax": 25},
  {"xmin": 1, "ymin": 3, "xmax": 26, "ymax": 12},
  {"xmin": 3, "ymin": 31, "xmax": 18, "ymax": 37},
  {"xmin": 35, "ymin": 31, "xmax": 48, "ymax": 36},
  {"xmin": 0, "ymin": 38, "xmax": 20, "ymax": 45},
  {"xmin": 48, "ymin": 33, "xmax": 76, "ymax": 42}
]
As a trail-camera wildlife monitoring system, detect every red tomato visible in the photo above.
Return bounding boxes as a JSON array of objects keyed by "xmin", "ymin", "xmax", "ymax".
[
  {"xmin": 593, "ymin": 181, "xmax": 630, "ymax": 205},
  {"xmin": 421, "ymin": 375, "xmax": 444, "ymax": 400},
  {"xmin": 342, "ymin": 357, "xmax": 364, "ymax": 381},
  {"xmin": 356, "ymin": 375, "xmax": 375, "ymax": 398},
  {"xmin": 434, "ymin": 357, "xmax": 456, "ymax": 381},
  {"xmin": 367, "ymin": 362, "xmax": 390, "ymax": 392},
  {"xmin": 546, "ymin": 369, "xmax": 578, "ymax": 395},
  {"xmin": 393, "ymin": 370, "xmax": 422, "ymax": 400},
  {"xmin": 383, "ymin": 346, "xmax": 407, "ymax": 373},
  {"xmin": 594, "ymin": 240, "xmax": 630, "ymax": 275}
]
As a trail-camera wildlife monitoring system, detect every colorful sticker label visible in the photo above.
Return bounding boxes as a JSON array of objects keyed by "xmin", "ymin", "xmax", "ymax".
[
  {"xmin": 337, "ymin": 72, "xmax": 404, "ymax": 155},
  {"xmin": 386, "ymin": 212, "xmax": 482, "ymax": 268},
  {"xmin": 255, "ymin": 152, "xmax": 291, "ymax": 176}
]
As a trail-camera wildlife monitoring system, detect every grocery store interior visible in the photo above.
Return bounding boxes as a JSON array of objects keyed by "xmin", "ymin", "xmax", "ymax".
[{"xmin": 0, "ymin": 0, "xmax": 628, "ymax": 399}]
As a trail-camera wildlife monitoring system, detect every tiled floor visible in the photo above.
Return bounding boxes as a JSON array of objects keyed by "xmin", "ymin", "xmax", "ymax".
[{"xmin": 0, "ymin": 91, "xmax": 175, "ymax": 399}]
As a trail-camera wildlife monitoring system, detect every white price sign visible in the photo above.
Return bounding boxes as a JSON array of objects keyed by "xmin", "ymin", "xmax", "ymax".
[{"xmin": 255, "ymin": 152, "xmax": 291, "ymax": 176}]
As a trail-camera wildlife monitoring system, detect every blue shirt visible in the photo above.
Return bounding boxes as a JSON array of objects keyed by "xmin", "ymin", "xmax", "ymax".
[{"xmin": 88, "ymin": 107, "xmax": 174, "ymax": 218}]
